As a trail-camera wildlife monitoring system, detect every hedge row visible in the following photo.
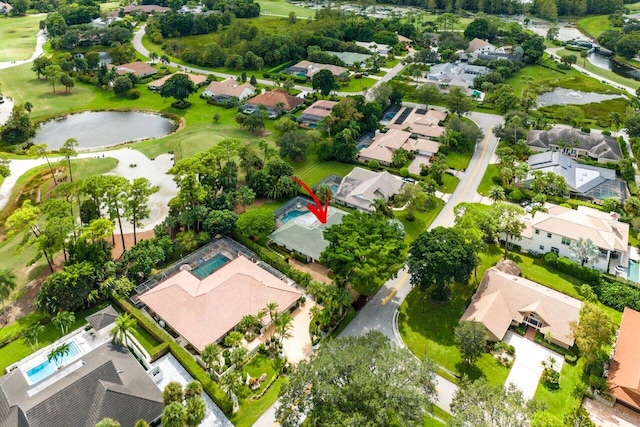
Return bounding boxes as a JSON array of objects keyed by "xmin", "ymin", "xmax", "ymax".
[
  {"xmin": 543, "ymin": 253, "xmax": 600, "ymax": 284},
  {"xmin": 594, "ymin": 279, "xmax": 640, "ymax": 312},
  {"xmin": 113, "ymin": 297, "xmax": 233, "ymax": 414},
  {"xmin": 232, "ymin": 232, "xmax": 314, "ymax": 289}
]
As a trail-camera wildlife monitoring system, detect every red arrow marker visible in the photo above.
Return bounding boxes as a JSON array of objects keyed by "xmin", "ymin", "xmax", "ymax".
[{"xmin": 291, "ymin": 176, "xmax": 330, "ymax": 224}]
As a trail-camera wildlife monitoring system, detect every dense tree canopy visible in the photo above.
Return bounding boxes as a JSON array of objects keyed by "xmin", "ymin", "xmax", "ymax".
[
  {"xmin": 276, "ymin": 331, "xmax": 437, "ymax": 426},
  {"xmin": 320, "ymin": 211, "xmax": 406, "ymax": 294}
]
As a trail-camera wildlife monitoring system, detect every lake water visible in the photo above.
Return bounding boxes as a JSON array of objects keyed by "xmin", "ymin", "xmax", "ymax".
[
  {"xmin": 537, "ymin": 88, "xmax": 624, "ymax": 107},
  {"xmin": 33, "ymin": 111, "xmax": 176, "ymax": 150},
  {"xmin": 587, "ymin": 52, "xmax": 640, "ymax": 81}
]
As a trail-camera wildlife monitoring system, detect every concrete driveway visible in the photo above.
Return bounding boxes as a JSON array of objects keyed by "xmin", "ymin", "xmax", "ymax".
[{"xmin": 504, "ymin": 331, "xmax": 564, "ymax": 400}]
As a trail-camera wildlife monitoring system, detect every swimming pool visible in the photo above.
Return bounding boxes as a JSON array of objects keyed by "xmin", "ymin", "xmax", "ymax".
[
  {"xmin": 25, "ymin": 341, "xmax": 81, "ymax": 385},
  {"xmin": 281, "ymin": 209, "xmax": 307, "ymax": 224},
  {"xmin": 191, "ymin": 253, "xmax": 231, "ymax": 279},
  {"xmin": 628, "ymin": 260, "xmax": 639, "ymax": 283}
]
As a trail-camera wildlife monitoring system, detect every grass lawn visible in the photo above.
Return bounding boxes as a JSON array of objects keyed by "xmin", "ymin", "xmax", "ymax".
[
  {"xmin": 477, "ymin": 164, "xmax": 499, "ymax": 196},
  {"xmin": 339, "ymin": 76, "xmax": 377, "ymax": 92},
  {"xmin": 534, "ymin": 357, "xmax": 586, "ymax": 416},
  {"xmin": 112, "ymin": 305, "xmax": 160, "ymax": 352},
  {"xmin": 257, "ymin": 0, "xmax": 315, "ymax": 18},
  {"xmin": 230, "ymin": 354, "xmax": 287, "ymax": 427},
  {"xmin": 291, "ymin": 149, "xmax": 355, "ymax": 187},
  {"xmin": 0, "ymin": 15, "xmax": 41, "ymax": 62},
  {"xmin": 445, "ymin": 150, "xmax": 472, "ymax": 171},
  {"xmin": 398, "ymin": 246, "xmax": 511, "ymax": 387},
  {"xmin": 397, "ymin": 197, "xmax": 444, "ymax": 243},
  {"xmin": 99, "ymin": 1, "xmax": 120, "ymax": 12},
  {"xmin": 577, "ymin": 15, "xmax": 612, "ymax": 39},
  {"xmin": 552, "ymin": 49, "xmax": 640, "ymax": 91},
  {"xmin": 439, "ymin": 172, "xmax": 459, "ymax": 194},
  {"xmin": 0, "ymin": 302, "xmax": 109, "ymax": 373}
]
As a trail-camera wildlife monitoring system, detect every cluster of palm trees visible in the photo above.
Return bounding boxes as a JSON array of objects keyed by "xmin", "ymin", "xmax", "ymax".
[{"xmin": 161, "ymin": 381, "xmax": 207, "ymax": 427}]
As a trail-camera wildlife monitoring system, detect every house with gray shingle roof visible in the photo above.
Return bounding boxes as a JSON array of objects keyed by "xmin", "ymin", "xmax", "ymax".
[
  {"xmin": 334, "ymin": 167, "xmax": 405, "ymax": 212},
  {"xmin": 521, "ymin": 152, "xmax": 627, "ymax": 202},
  {"xmin": 85, "ymin": 305, "xmax": 119, "ymax": 331},
  {"xmin": 526, "ymin": 127, "xmax": 622, "ymax": 163},
  {"xmin": 0, "ymin": 342, "xmax": 163, "ymax": 427}
]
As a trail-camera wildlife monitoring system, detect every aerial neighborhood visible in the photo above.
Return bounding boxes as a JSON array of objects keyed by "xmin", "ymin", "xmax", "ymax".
[{"xmin": 4, "ymin": 0, "xmax": 640, "ymax": 425}]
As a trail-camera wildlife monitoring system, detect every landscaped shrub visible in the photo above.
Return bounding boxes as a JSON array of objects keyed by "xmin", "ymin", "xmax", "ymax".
[
  {"xmin": 565, "ymin": 353, "xmax": 578, "ymax": 365},
  {"xmin": 543, "ymin": 252, "xmax": 558, "ymax": 264},
  {"xmin": 580, "ymin": 127, "xmax": 591, "ymax": 133},
  {"xmin": 542, "ymin": 366, "xmax": 560, "ymax": 389},
  {"xmin": 594, "ymin": 279, "xmax": 640, "ymax": 311},
  {"xmin": 368, "ymin": 159, "xmax": 380, "ymax": 171},
  {"xmin": 508, "ymin": 188, "xmax": 524, "ymax": 202},
  {"xmin": 543, "ymin": 256, "xmax": 600, "ymax": 284},
  {"xmin": 589, "ymin": 374, "xmax": 607, "ymax": 391},
  {"xmin": 125, "ymin": 89, "xmax": 140, "ymax": 99}
]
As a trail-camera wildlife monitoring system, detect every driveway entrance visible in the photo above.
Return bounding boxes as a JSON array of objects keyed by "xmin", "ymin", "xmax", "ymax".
[{"xmin": 504, "ymin": 331, "xmax": 564, "ymax": 400}]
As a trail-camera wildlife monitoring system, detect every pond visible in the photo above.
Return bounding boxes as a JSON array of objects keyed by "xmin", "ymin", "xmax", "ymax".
[
  {"xmin": 33, "ymin": 111, "xmax": 177, "ymax": 150},
  {"xmin": 588, "ymin": 52, "xmax": 640, "ymax": 82},
  {"xmin": 537, "ymin": 88, "xmax": 624, "ymax": 107}
]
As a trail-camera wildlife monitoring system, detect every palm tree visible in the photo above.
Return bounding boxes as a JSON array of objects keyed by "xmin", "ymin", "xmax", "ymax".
[
  {"xmin": 23, "ymin": 101, "xmax": 33, "ymax": 115},
  {"xmin": 488, "ymin": 185, "xmax": 506, "ymax": 202},
  {"xmin": 28, "ymin": 144, "xmax": 57, "ymax": 186},
  {"xmin": 53, "ymin": 311, "xmax": 75, "ymax": 335},
  {"xmin": 256, "ymin": 308, "xmax": 267, "ymax": 327},
  {"xmin": 24, "ymin": 324, "xmax": 44, "ymax": 350},
  {"xmin": 48, "ymin": 342, "xmax": 71, "ymax": 368},
  {"xmin": 0, "ymin": 268, "xmax": 17, "ymax": 321},
  {"xmin": 185, "ymin": 396, "xmax": 206, "ymax": 427},
  {"xmin": 133, "ymin": 420, "xmax": 150, "ymax": 427},
  {"xmin": 274, "ymin": 311, "xmax": 294, "ymax": 344},
  {"xmin": 610, "ymin": 112, "xmax": 622, "ymax": 136},
  {"xmin": 235, "ymin": 186, "xmax": 255, "ymax": 212},
  {"xmin": 149, "ymin": 52, "xmax": 159, "ymax": 64},
  {"xmin": 265, "ymin": 301, "xmax": 279, "ymax": 323},
  {"xmin": 219, "ymin": 369, "xmax": 243, "ymax": 399},
  {"xmin": 110, "ymin": 313, "xmax": 137, "ymax": 347},
  {"xmin": 60, "ymin": 138, "xmax": 79, "ymax": 182},
  {"xmin": 201, "ymin": 343, "xmax": 222, "ymax": 373},
  {"xmin": 161, "ymin": 402, "xmax": 185, "ymax": 427}
]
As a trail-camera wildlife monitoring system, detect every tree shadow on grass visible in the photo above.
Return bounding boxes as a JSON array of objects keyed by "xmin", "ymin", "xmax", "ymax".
[{"xmin": 456, "ymin": 362, "xmax": 484, "ymax": 382}]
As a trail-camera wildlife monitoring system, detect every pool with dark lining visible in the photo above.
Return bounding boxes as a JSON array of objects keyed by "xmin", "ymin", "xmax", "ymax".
[{"xmin": 191, "ymin": 253, "xmax": 231, "ymax": 279}]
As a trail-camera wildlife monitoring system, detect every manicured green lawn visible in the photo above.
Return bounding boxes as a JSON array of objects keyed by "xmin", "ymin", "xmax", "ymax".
[
  {"xmin": 99, "ymin": 2, "xmax": 120, "ymax": 11},
  {"xmin": 577, "ymin": 15, "xmax": 612, "ymax": 39},
  {"xmin": 257, "ymin": 0, "xmax": 315, "ymax": 18},
  {"xmin": 0, "ymin": 303, "xmax": 109, "ymax": 373},
  {"xmin": 291, "ymin": 149, "xmax": 355, "ymax": 187},
  {"xmin": 534, "ymin": 357, "xmax": 586, "ymax": 417},
  {"xmin": 0, "ymin": 15, "xmax": 41, "ymax": 62},
  {"xmin": 439, "ymin": 172, "xmax": 459, "ymax": 194},
  {"xmin": 339, "ymin": 76, "xmax": 377, "ymax": 92},
  {"xmin": 397, "ymin": 197, "xmax": 444, "ymax": 243},
  {"xmin": 398, "ymin": 246, "xmax": 511, "ymax": 387},
  {"xmin": 445, "ymin": 151, "xmax": 472, "ymax": 171},
  {"xmin": 230, "ymin": 354, "xmax": 287, "ymax": 427},
  {"xmin": 112, "ymin": 305, "xmax": 160, "ymax": 352},
  {"xmin": 551, "ymin": 49, "xmax": 640, "ymax": 90},
  {"xmin": 477, "ymin": 164, "xmax": 499, "ymax": 196}
]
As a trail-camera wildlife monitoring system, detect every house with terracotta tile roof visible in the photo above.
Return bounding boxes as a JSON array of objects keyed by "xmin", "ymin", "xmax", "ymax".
[
  {"xmin": 297, "ymin": 100, "xmax": 337, "ymax": 128},
  {"xmin": 608, "ymin": 307, "xmax": 640, "ymax": 411},
  {"xmin": 201, "ymin": 78, "xmax": 255, "ymax": 102},
  {"xmin": 357, "ymin": 129, "xmax": 440, "ymax": 167},
  {"xmin": 147, "ymin": 72, "xmax": 208, "ymax": 92},
  {"xmin": 513, "ymin": 203, "xmax": 629, "ymax": 274},
  {"xmin": 138, "ymin": 256, "xmax": 302, "ymax": 352},
  {"xmin": 461, "ymin": 260, "xmax": 583, "ymax": 349},
  {"xmin": 284, "ymin": 61, "xmax": 349, "ymax": 79},
  {"xmin": 240, "ymin": 89, "xmax": 304, "ymax": 118},
  {"xmin": 385, "ymin": 107, "xmax": 447, "ymax": 138},
  {"xmin": 108, "ymin": 61, "xmax": 157, "ymax": 78}
]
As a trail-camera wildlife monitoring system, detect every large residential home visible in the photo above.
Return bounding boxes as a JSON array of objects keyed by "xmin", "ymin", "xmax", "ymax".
[
  {"xmin": 461, "ymin": 260, "xmax": 582, "ymax": 349},
  {"xmin": 269, "ymin": 201, "xmax": 348, "ymax": 262},
  {"xmin": 297, "ymin": 100, "xmax": 337, "ymax": 128},
  {"xmin": 107, "ymin": 61, "xmax": 157, "ymax": 78},
  {"xmin": 608, "ymin": 307, "xmax": 640, "ymax": 411},
  {"xmin": 201, "ymin": 78, "xmax": 255, "ymax": 102},
  {"xmin": 122, "ymin": 4, "xmax": 170, "ymax": 14},
  {"xmin": 521, "ymin": 152, "xmax": 628, "ymax": 202},
  {"xmin": 462, "ymin": 38, "xmax": 523, "ymax": 61},
  {"xmin": 284, "ymin": 61, "xmax": 349, "ymax": 79},
  {"xmin": 513, "ymin": 203, "xmax": 629, "ymax": 274},
  {"xmin": 385, "ymin": 106, "xmax": 447, "ymax": 138},
  {"xmin": 240, "ymin": 89, "xmax": 304, "ymax": 118},
  {"xmin": 465, "ymin": 38, "xmax": 498, "ymax": 56},
  {"xmin": 355, "ymin": 41, "xmax": 391, "ymax": 55},
  {"xmin": 334, "ymin": 167, "xmax": 405, "ymax": 212},
  {"xmin": 0, "ymin": 2, "xmax": 13, "ymax": 13},
  {"xmin": 527, "ymin": 127, "xmax": 622, "ymax": 164},
  {"xmin": 358, "ymin": 129, "xmax": 441, "ymax": 168},
  {"xmin": 0, "ymin": 306, "xmax": 163, "ymax": 427},
  {"xmin": 147, "ymin": 72, "xmax": 208, "ymax": 91},
  {"xmin": 139, "ymin": 256, "xmax": 302, "ymax": 352},
  {"xmin": 427, "ymin": 62, "xmax": 491, "ymax": 89}
]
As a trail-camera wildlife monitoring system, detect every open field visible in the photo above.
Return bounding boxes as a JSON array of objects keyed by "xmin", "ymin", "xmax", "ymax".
[
  {"xmin": 577, "ymin": 15, "xmax": 612, "ymax": 39},
  {"xmin": 553, "ymin": 49, "xmax": 640, "ymax": 90},
  {"xmin": 99, "ymin": 2, "xmax": 120, "ymax": 12},
  {"xmin": 258, "ymin": 0, "xmax": 315, "ymax": 18},
  {"xmin": 0, "ymin": 15, "xmax": 41, "ymax": 62}
]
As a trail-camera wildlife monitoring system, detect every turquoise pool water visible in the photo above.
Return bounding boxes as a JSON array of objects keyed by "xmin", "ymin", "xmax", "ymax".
[
  {"xmin": 26, "ymin": 341, "xmax": 81, "ymax": 384},
  {"xmin": 191, "ymin": 253, "xmax": 231, "ymax": 279},
  {"xmin": 628, "ymin": 260, "xmax": 639, "ymax": 283},
  {"xmin": 281, "ymin": 209, "xmax": 307, "ymax": 224}
]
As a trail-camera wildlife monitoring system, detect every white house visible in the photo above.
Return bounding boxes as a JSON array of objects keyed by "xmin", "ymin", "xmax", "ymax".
[
  {"xmin": 512, "ymin": 203, "xmax": 629, "ymax": 273},
  {"xmin": 201, "ymin": 78, "xmax": 255, "ymax": 102}
]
